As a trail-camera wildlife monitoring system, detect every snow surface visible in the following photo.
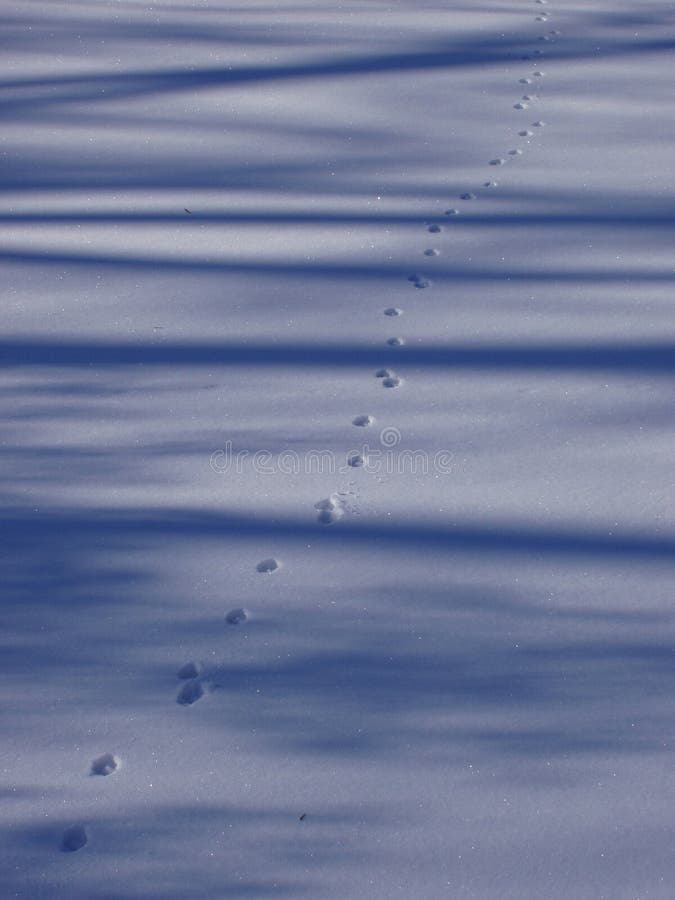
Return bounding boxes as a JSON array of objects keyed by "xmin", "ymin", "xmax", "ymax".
[{"xmin": 2, "ymin": 0, "xmax": 675, "ymax": 897}]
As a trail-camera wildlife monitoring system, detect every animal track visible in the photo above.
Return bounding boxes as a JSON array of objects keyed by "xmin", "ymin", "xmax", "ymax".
[
  {"xmin": 225, "ymin": 608, "xmax": 248, "ymax": 625},
  {"xmin": 177, "ymin": 661, "xmax": 201, "ymax": 680},
  {"xmin": 176, "ymin": 679, "xmax": 205, "ymax": 705},
  {"xmin": 315, "ymin": 495, "xmax": 345, "ymax": 525},
  {"xmin": 47, "ymin": 1, "xmax": 558, "ymax": 863},
  {"xmin": 382, "ymin": 375, "xmax": 402, "ymax": 389},
  {"xmin": 61, "ymin": 825, "xmax": 88, "ymax": 852},
  {"xmin": 90, "ymin": 753, "xmax": 119, "ymax": 776}
]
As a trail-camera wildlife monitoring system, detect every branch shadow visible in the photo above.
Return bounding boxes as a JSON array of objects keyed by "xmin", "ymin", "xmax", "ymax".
[
  {"xmin": 3, "ymin": 1, "xmax": 675, "ymax": 894},
  {"xmin": 4, "ymin": 801, "xmax": 384, "ymax": 898},
  {"xmin": 2, "ymin": 502, "xmax": 674, "ymax": 765},
  {"xmin": 1, "ymin": 335, "xmax": 674, "ymax": 374}
]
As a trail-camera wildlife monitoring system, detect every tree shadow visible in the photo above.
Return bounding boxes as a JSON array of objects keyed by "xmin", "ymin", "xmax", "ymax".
[
  {"xmin": 3, "ymin": 1, "xmax": 675, "ymax": 894},
  {"xmin": 4, "ymin": 800, "xmax": 383, "ymax": 898},
  {"xmin": 2, "ymin": 501, "xmax": 674, "ymax": 768},
  {"xmin": 2, "ymin": 23, "xmax": 674, "ymax": 116},
  {"xmin": 1, "ymin": 334, "xmax": 674, "ymax": 373}
]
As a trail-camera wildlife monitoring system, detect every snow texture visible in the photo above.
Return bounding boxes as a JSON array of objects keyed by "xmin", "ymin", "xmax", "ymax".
[{"xmin": 3, "ymin": 0, "xmax": 675, "ymax": 897}]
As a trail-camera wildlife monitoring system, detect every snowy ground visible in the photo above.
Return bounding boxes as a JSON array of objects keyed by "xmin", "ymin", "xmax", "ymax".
[{"xmin": 2, "ymin": 0, "xmax": 675, "ymax": 897}]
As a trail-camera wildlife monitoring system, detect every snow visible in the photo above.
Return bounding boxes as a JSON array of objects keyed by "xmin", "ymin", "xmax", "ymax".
[{"xmin": 2, "ymin": 0, "xmax": 675, "ymax": 897}]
